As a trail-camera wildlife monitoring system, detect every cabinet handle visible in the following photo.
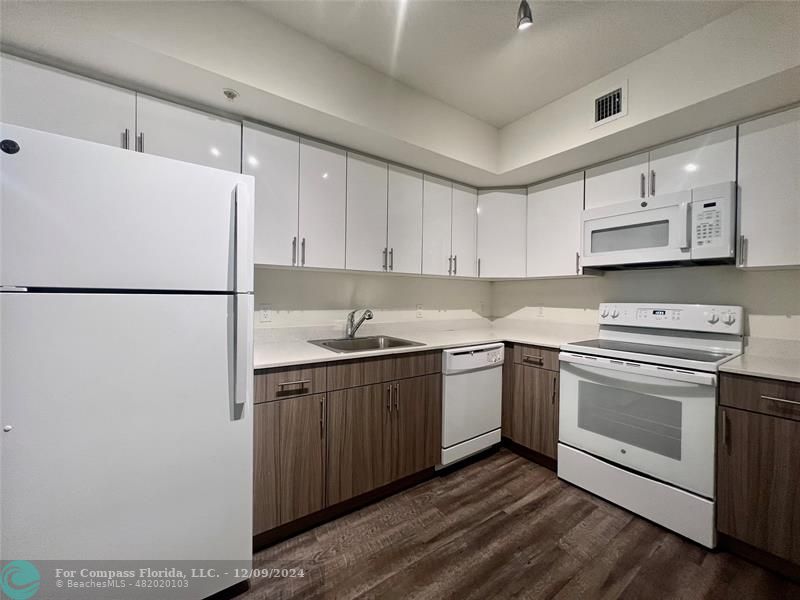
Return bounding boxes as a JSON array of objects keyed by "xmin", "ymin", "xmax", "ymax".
[
  {"xmin": 389, "ymin": 248, "xmax": 394, "ymax": 271},
  {"xmin": 575, "ymin": 252, "xmax": 580, "ymax": 274},
  {"xmin": 453, "ymin": 255, "xmax": 457, "ymax": 276},
  {"xmin": 136, "ymin": 132, "xmax": 144, "ymax": 153},
  {"xmin": 278, "ymin": 379, "xmax": 310, "ymax": 388},
  {"xmin": 448, "ymin": 255, "xmax": 453, "ymax": 276},
  {"xmin": 394, "ymin": 383, "xmax": 399, "ymax": 412},
  {"xmin": 319, "ymin": 396, "xmax": 325, "ymax": 438},
  {"xmin": 761, "ymin": 395, "xmax": 800, "ymax": 407},
  {"xmin": 301, "ymin": 238, "xmax": 306, "ymax": 266},
  {"xmin": 523, "ymin": 354, "xmax": 544, "ymax": 365},
  {"xmin": 477, "ymin": 258, "xmax": 481, "ymax": 277},
  {"xmin": 122, "ymin": 128, "xmax": 130, "ymax": 150},
  {"xmin": 292, "ymin": 236, "xmax": 297, "ymax": 266},
  {"xmin": 640, "ymin": 173, "xmax": 645, "ymax": 198},
  {"xmin": 650, "ymin": 169, "xmax": 656, "ymax": 196},
  {"xmin": 721, "ymin": 409, "xmax": 730, "ymax": 453},
  {"xmin": 382, "ymin": 247, "xmax": 388, "ymax": 271},
  {"xmin": 386, "ymin": 385, "xmax": 392, "ymax": 412},
  {"xmin": 552, "ymin": 376, "xmax": 557, "ymax": 404}
]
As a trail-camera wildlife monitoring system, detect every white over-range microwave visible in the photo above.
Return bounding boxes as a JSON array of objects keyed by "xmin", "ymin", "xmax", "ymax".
[{"xmin": 581, "ymin": 181, "xmax": 736, "ymax": 269}]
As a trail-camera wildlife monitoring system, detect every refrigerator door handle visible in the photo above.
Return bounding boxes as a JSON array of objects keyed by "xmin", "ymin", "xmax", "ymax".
[
  {"xmin": 234, "ymin": 182, "xmax": 254, "ymax": 293},
  {"xmin": 233, "ymin": 294, "xmax": 254, "ymax": 412}
]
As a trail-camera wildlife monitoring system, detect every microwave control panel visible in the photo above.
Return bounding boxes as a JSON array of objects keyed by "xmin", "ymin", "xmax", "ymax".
[{"xmin": 690, "ymin": 183, "xmax": 735, "ymax": 260}]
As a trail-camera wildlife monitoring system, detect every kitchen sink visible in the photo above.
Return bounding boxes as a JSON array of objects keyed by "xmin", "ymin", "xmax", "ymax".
[{"xmin": 309, "ymin": 335, "xmax": 424, "ymax": 354}]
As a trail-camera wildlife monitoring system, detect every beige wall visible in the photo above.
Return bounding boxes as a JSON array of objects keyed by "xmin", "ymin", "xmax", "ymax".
[
  {"xmin": 492, "ymin": 266, "xmax": 800, "ymax": 340},
  {"xmin": 254, "ymin": 267, "xmax": 491, "ymax": 328}
]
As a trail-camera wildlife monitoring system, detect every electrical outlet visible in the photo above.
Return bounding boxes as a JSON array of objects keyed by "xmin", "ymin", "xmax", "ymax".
[
  {"xmin": 416, "ymin": 304, "xmax": 423, "ymax": 319},
  {"xmin": 257, "ymin": 304, "xmax": 272, "ymax": 323},
  {"xmin": 536, "ymin": 306, "xmax": 545, "ymax": 318}
]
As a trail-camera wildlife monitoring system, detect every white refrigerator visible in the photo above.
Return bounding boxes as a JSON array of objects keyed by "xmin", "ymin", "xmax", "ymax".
[{"xmin": 0, "ymin": 123, "xmax": 254, "ymax": 598}]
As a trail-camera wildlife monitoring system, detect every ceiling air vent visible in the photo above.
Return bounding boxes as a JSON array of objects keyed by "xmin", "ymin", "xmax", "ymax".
[{"xmin": 595, "ymin": 88, "xmax": 623, "ymax": 123}]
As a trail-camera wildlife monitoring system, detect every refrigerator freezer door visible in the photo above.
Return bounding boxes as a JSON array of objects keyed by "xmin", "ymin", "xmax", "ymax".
[
  {"xmin": 0, "ymin": 123, "xmax": 254, "ymax": 292},
  {"xmin": 1, "ymin": 293, "xmax": 252, "ymax": 590}
]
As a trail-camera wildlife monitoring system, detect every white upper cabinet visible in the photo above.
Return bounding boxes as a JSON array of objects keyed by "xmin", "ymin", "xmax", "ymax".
[
  {"xmin": 738, "ymin": 108, "xmax": 800, "ymax": 268},
  {"xmin": 585, "ymin": 153, "xmax": 649, "ymax": 209},
  {"xmin": 477, "ymin": 189, "xmax": 527, "ymax": 278},
  {"xmin": 387, "ymin": 165, "xmax": 423, "ymax": 274},
  {"xmin": 527, "ymin": 173, "xmax": 584, "ymax": 278},
  {"xmin": 346, "ymin": 153, "xmax": 388, "ymax": 272},
  {"xmin": 298, "ymin": 139, "xmax": 347, "ymax": 269},
  {"xmin": 422, "ymin": 175, "xmax": 453, "ymax": 276},
  {"xmin": 648, "ymin": 127, "xmax": 736, "ymax": 196},
  {"xmin": 135, "ymin": 94, "xmax": 241, "ymax": 172},
  {"xmin": 243, "ymin": 123, "xmax": 299, "ymax": 266},
  {"xmin": 451, "ymin": 184, "xmax": 478, "ymax": 277},
  {"xmin": 0, "ymin": 54, "xmax": 135, "ymax": 148}
]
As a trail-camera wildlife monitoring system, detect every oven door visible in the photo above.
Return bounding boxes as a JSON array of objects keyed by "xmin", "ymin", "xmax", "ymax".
[
  {"xmin": 581, "ymin": 191, "xmax": 691, "ymax": 267},
  {"xmin": 558, "ymin": 352, "xmax": 716, "ymax": 498}
]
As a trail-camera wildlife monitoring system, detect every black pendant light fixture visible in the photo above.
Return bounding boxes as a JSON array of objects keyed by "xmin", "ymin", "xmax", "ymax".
[{"xmin": 517, "ymin": 0, "xmax": 533, "ymax": 30}]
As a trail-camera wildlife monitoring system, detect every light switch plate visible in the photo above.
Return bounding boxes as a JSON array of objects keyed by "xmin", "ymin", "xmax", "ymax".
[
  {"xmin": 416, "ymin": 304, "xmax": 423, "ymax": 319},
  {"xmin": 257, "ymin": 304, "xmax": 272, "ymax": 323}
]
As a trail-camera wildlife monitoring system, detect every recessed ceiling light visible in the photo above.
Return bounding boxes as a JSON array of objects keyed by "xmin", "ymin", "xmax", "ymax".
[{"xmin": 517, "ymin": 0, "xmax": 533, "ymax": 31}]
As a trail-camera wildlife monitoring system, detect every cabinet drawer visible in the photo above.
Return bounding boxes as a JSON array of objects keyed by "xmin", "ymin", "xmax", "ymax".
[
  {"xmin": 394, "ymin": 350, "xmax": 442, "ymax": 380},
  {"xmin": 255, "ymin": 364, "xmax": 326, "ymax": 403},
  {"xmin": 513, "ymin": 344, "xmax": 559, "ymax": 371},
  {"xmin": 720, "ymin": 373, "xmax": 800, "ymax": 422},
  {"xmin": 326, "ymin": 355, "xmax": 396, "ymax": 391}
]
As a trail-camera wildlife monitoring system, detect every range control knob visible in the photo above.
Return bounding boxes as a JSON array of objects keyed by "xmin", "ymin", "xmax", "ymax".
[
  {"xmin": 600, "ymin": 306, "xmax": 609, "ymax": 318},
  {"xmin": 722, "ymin": 312, "xmax": 736, "ymax": 326},
  {"xmin": 705, "ymin": 311, "xmax": 719, "ymax": 324},
  {"xmin": 611, "ymin": 308, "xmax": 620, "ymax": 318}
]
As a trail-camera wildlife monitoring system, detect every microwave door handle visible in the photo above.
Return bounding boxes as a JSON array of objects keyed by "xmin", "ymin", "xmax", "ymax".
[{"xmin": 678, "ymin": 201, "xmax": 691, "ymax": 250}]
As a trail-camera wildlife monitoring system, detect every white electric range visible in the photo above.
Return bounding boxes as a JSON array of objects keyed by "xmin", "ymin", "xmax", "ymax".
[{"xmin": 557, "ymin": 303, "xmax": 743, "ymax": 548}]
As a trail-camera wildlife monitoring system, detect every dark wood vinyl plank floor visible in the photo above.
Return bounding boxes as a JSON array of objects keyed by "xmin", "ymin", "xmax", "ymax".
[{"xmin": 244, "ymin": 449, "xmax": 799, "ymax": 600}]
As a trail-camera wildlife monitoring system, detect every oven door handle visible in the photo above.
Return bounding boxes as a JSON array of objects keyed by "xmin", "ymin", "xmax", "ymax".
[{"xmin": 559, "ymin": 352, "xmax": 717, "ymax": 386}]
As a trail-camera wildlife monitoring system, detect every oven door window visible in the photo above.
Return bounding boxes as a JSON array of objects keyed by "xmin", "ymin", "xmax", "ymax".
[
  {"xmin": 590, "ymin": 220, "xmax": 669, "ymax": 253},
  {"xmin": 577, "ymin": 381, "xmax": 681, "ymax": 460}
]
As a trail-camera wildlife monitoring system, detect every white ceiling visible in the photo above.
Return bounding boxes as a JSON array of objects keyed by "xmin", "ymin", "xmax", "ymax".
[{"xmin": 247, "ymin": 0, "xmax": 744, "ymax": 127}]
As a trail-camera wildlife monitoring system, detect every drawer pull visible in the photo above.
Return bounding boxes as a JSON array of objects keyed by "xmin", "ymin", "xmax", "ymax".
[
  {"xmin": 523, "ymin": 355, "xmax": 544, "ymax": 365},
  {"xmin": 278, "ymin": 380, "xmax": 311, "ymax": 388},
  {"xmin": 761, "ymin": 395, "xmax": 800, "ymax": 407}
]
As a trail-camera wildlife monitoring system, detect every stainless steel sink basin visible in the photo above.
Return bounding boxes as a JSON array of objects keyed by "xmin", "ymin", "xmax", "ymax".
[{"xmin": 309, "ymin": 335, "xmax": 424, "ymax": 354}]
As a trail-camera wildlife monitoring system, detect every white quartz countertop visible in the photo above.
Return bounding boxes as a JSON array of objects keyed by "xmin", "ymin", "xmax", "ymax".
[
  {"xmin": 253, "ymin": 322, "xmax": 596, "ymax": 370},
  {"xmin": 720, "ymin": 353, "xmax": 800, "ymax": 383}
]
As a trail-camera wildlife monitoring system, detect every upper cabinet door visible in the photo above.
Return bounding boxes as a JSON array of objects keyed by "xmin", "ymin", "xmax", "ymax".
[
  {"xmin": 243, "ymin": 123, "xmax": 299, "ymax": 267},
  {"xmin": 738, "ymin": 108, "xmax": 800, "ymax": 268},
  {"xmin": 584, "ymin": 153, "xmax": 649, "ymax": 209},
  {"xmin": 477, "ymin": 189, "xmax": 527, "ymax": 278},
  {"xmin": 451, "ymin": 184, "xmax": 477, "ymax": 277},
  {"xmin": 422, "ymin": 175, "xmax": 453, "ymax": 276},
  {"xmin": 0, "ymin": 54, "xmax": 135, "ymax": 149},
  {"xmin": 346, "ymin": 154, "xmax": 388, "ymax": 272},
  {"xmin": 527, "ymin": 173, "xmax": 584, "ymax": 278},
  {"xmin": 135, "ymin": 94, "xmax": 241, "ymax": 172},
  {"xmin": 298, "ymin": 139, "xmax": 347, "ymax": 269},
  {"xmin": 387, "ymin": 165, "xmax": 423, "ymax": 275},
  {"xmin": 648, "ymin": 127, "xmax": 736, "ymax": 196}
]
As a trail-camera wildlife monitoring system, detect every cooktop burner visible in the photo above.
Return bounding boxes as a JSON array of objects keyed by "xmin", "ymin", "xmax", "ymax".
[{"xmin": 566, "ymin": 339, "xmax": 733, "ymax": 364}]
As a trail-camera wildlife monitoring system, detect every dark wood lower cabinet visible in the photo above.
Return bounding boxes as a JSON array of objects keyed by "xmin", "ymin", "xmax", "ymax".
[
  {"xmin": 393, "ymin": 374, "xmax": 441, "ymax": 480},
  {"xmin": 326, "ymin": 383, "xmax": 390, "ymax": 505},
  {"xmin": 717, "ymin": 406, "xmax": 800, "ymax": 565},
  {"xmin": 510, "ymin": 364, "xmax": 558, "ymax": 459},
  {"xmin": 253, "ymin": 394, "xmax": 325, "ymax": 535}
]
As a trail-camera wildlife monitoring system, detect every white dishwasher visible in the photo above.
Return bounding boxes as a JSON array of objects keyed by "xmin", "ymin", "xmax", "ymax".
[{"xmin": 440, "ymin": 343, "xmax": 504, "ymax": 467}]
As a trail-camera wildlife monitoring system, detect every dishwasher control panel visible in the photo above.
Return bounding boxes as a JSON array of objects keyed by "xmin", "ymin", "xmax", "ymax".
[{"xmin": 443, "ymin": 343, "xmax": 504, "ymax": 374}]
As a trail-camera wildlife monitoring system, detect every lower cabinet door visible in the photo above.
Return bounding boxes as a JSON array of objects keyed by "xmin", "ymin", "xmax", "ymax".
[
  {"xmin": 253, "ymin": 394, "xmax": 325, "ymax": 535},
  {"xmin": 511, "ymin": 365, "xmax": 559, "ymax": 459},
  {"xmin": 327, "ymin": 383, "xmax": 391, "ymax": 505},
  {"xmin": 393, "ymin": 374, "xmax": 442, "ymax": 480},
  {"xmin": 717, "ymin": 407, "xmax": 800, "ymax": 564}
]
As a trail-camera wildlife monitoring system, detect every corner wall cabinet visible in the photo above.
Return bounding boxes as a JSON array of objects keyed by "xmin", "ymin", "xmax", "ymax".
[{"xmin": 477, "ymin": 189, "xmax": 527, "ymax": 278}]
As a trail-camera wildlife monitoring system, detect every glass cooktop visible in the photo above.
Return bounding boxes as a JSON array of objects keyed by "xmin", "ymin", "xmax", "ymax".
[{"xmin": 565, "ymin": 339, "xmax": 732, "ymax": 364}]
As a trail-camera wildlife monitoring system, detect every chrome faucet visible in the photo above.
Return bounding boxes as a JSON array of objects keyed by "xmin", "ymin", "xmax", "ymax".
[{"xmin": 345, "ymin": 308, "xmax": 374, "ymax": 338}]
